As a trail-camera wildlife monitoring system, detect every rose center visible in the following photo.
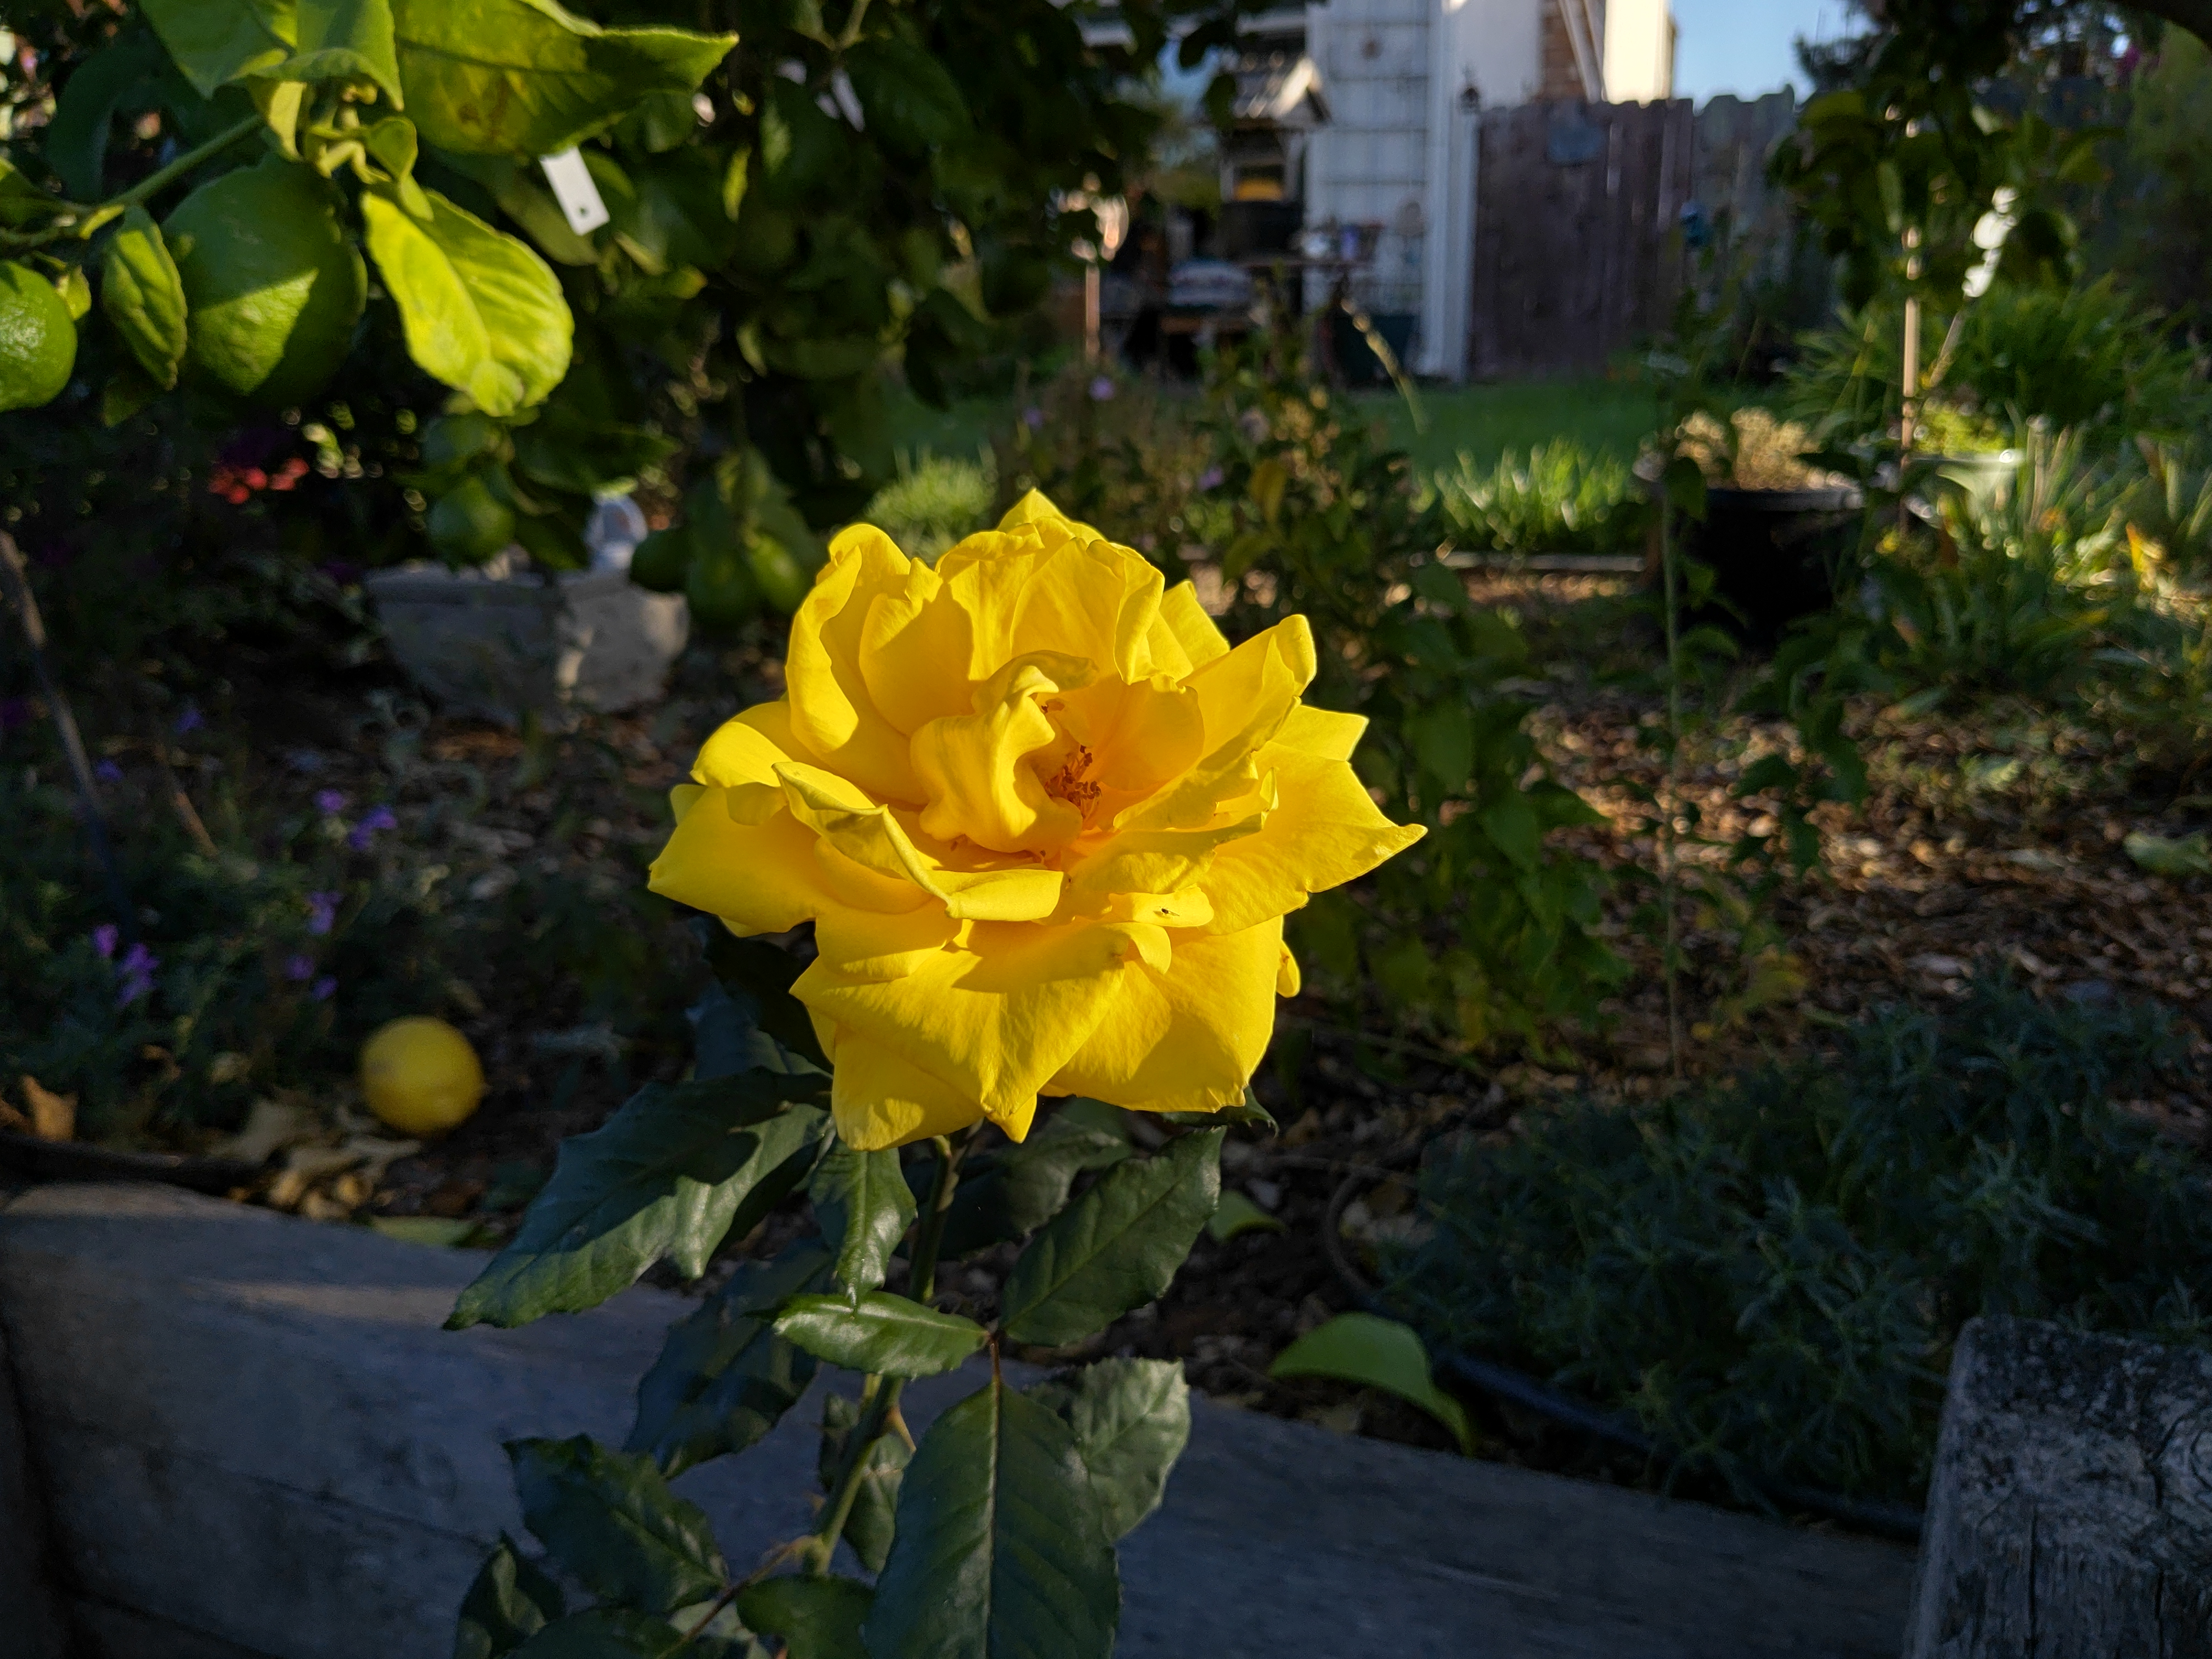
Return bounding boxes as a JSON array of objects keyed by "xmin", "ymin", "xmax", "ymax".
[{"xmin": 1042, "ymin": 743, "xmax": 1101, "ymax": 815}]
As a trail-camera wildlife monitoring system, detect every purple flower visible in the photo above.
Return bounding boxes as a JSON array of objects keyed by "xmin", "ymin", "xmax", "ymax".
[
  {"xmin": 1087, "ymin": 376, "xmax": 1116, "ymax": 403},
  {"xmin": 311, "ymin": 977, "xmax": 336, "ymax": 1002},
  {"xmin": 306, "ymin": 890, "xmax": 339, "ymax": 936},
  {"xmin": 173, "ymin": 704, "xmax": 204, "ymax": 736},
  {"xmin": 283, "ymin": 952, "xmax": 315, "ymax": 983},
  {"xmin": 1197, "ymin": 465, "xmax": 1225, "ymax": 492},
  {"xmin": 94, "ymin": 759, "xmax": 123, "ymax": 783},
  {"xmin": 116, "ymin": 942, "xmax": 159, "ymax": 1008},
  {"xmin": 314, "ymin": 789, "xmax": 348, "ymax": 816},
  {"xmin": 1022, "ymin": 406, "xmax": 1046, "ymax": 432},
  {"xmin": 346, "ymin": 805, "xmax": 398, "ymax": 851},
  {"xmin": 92, "ymin": 924, "xmax": 119, "ymax": 960}
]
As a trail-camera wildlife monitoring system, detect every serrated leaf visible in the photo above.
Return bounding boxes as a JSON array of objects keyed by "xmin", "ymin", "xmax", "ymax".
[
  {"xmin": 360, "ymin": 184, "xmax": 571, "ymax": 416},
  {"xmin": 864, "ymin": 1379, "xmax": 1118, "ymax": 1659},
  {"xmin": 774, "ymin": 1293, "xmax": 986, "ymax": 1379},
  {"xmin": 938, "ymin": 1110, "xmax": 1131, "ymax": 1260},
  {"xmin": 1031, "ymin": 1358, "xmax": 1191, "ymax": 1541},
  {"xmin": 810, "ymin": 1145, "xmax": 916, "ymax": 1297},
  {"xmin": 1160, "ymin": 1090, "xmax": 1278, "ymax": 1135},
  {"xmin": 510, "ymin": 1609, "xmax": 756, "ymax": 1658},
  {"xmin": 627, "ymin": 1244, "xmax": 831, "ymax": 1477},
  {"xmin": 1268, "ymin": 1313, "xmax": 1475, "ymax": 1453},
  {"xmin": 448, "ymin": 1074, "xmax": 828, "ymax": 1330},
  {"xmin": 142, "ymin": 0, "xmax": 295, "ymax": 98},
  {"xmin": 816, "ymin": 1394, "xmax": 909, "ymax": 1574},
  {"xmin": 393, "ymin": 0, "xmax": 735, "ymax": 157},
  {"xmin": 1000, "ymin": 1130, "xmax": 1223, "ymax": 1347},
  {"xmin": 287, "ymin": 0, "xmax": 402, "ymax": 105},
  {"xmin": 509, "ymin": 1436, "xmax": 727, "ymax": 1616},
  {"xmin": 99, "ymin": 207, "xmax": 188, "ymax": 390},
  {"xmin": 842, "ymin": 36, "xmax": 967, "ymax": 155},
  {"xmin": 735, "ymin": 1575, "xmax": 871, "ymax": 1659},
  {"xmin": 699, "ymin": 928, "xmax": 830, "ymax": 1070},
  {"xmin": 455, "ymin": 1534, "xmax": 566, "ymax": 1659}
]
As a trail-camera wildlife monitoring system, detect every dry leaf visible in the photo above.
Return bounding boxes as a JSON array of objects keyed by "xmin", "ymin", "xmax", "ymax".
[{"xmin": 20, "ymin": 1076, "xmax": 76, "ymax": 1142}]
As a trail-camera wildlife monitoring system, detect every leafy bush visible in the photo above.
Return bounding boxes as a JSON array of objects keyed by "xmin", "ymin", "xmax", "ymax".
[
  {"xmin": 1436, "ymin": 439, "xmax": 1648, "ymax": 557},
  {"xmin": 1387, "ymin": 978, "xmax": 2212, "ymax": 1504}
]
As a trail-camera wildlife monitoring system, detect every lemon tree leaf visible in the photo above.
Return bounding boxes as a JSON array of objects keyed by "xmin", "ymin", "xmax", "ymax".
[
  {"xmin": 140, "ymin": 0, "xmax": 295, "ymax": 98},
  {"xmin": 393, "ymin": 0, "xmax": 734, "ymax": 157},
  {"xmin": 735, "ymin": 1576, "xmax": 871, "ymax": 1659},
  {"xmin": 841, "ymin": 36, "xmax": 967, "ymax": 156},
  {"xmin": 772, "ymin": 1293, "xmax": 985, "ymax": 1378},
  {"xmin": 287, "ymin": 0, "xmax": 401, "ymax": 105},
  {"xmin": 99, "ymin": 208, "xmax": 188, "ymax": 390},
  {"xmin": 360, "ymin": 184, "xmax": 571, "ymax": 416},
  {"xmin": 627, "ymin": 1244, "xmax": 832, "ymax": 1478},
  {"xmin": 864, "ymin": 1379, "xmax": 1118, "ymax": 1659},
  {"xmin": 455, "ymin": 1534, "xmax": 565, "ymax": 1659},
  {"xmin": 1000, "ymin": 1130, "xmax": 1223, "ymax": 1347},
  {"xmin": 448, "ymin": 1074, "xmax": 828, "ymax": 1329},
  {"xmin": 815, "ymin": 1393, "xmax": 909, "ymax": 1575},
  {"xmin": 46, "ymin": 32, "xmax": 166, "ymax": 200},
  {"xmin": 809, "ymin": 1145, "xmax": 915, "ymax": 1298},
  {"xmin": 509, "ymin": 1436, "xmax": 727, "ymax": 1616},
  {"xmin": 1031, "ymin": 1358, "xmax": 1190, "ymax": 1542},
  {"xmin": 1268, "ymin": 1313, "xmax": 1476, "ymax": 1453}
]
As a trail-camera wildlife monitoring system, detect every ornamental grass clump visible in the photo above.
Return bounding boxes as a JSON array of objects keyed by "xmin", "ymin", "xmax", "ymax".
[{"xmin": 447, "ymin": 493, "xmax": 1421, "ymax": 1658}]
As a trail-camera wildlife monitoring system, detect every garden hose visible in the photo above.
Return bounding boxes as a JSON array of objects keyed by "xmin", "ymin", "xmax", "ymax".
[{"xmin": 1320, "ymin": 1166, "xmax": 1927, "ymax": 1543}]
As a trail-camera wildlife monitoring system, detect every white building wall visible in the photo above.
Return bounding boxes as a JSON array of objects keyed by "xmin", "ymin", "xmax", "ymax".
[{"xmin": 1603, "ymin": 0, "xmax": 1675, "ymax": 103}]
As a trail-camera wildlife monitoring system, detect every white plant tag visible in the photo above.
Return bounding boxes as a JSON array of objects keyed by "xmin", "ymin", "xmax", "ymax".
[{"xmin": 539, "ymin": 148, "xmax": 609, "ymax": 235}]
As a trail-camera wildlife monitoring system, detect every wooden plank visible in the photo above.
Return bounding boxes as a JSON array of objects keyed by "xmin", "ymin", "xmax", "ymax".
[{"xmin": 1907, "ymin": 1317, "xmax": 2212, "ymax": 1658}]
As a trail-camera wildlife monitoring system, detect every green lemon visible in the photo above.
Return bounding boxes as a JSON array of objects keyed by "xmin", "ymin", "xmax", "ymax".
[
  {"xmin": 0, "ymin": 260, "xmax": 77, "ymax": 413},
  {"xmin": 427, "ymin": 473, "xmax": 517, "ymax": 563},
  {"xmin": 628, "ymin": 524, "xmax": 693, "ymax": 593},
  {"xmin": 744, "ymin": 528, "xmax": 814, "ymax": 616},
  {"xmin": 165, "ymin": 157, "xmax": 366, "ymax": 408},
  {"xmin": 686, "ymin": 537, "xmax": 761, "ymax": 633}
]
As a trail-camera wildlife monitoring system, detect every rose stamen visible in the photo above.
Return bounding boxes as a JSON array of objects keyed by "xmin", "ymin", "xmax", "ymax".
[{"xmin": 1043, "ymin": 743, "xmax": 1102, "ymax": 815}]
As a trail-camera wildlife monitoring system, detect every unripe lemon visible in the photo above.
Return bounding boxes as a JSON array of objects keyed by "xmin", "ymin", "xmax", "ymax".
[
  {"xmin": 360, "ymin": 1018, "xmax": 486, "ymax": 1137},
  {"xmin": 0, "ymin": 260, "xmax": 77, "ymax": 413},
  {"xmin": 165, "ymin": 156, "xmax": 365, "ymax": 408}
]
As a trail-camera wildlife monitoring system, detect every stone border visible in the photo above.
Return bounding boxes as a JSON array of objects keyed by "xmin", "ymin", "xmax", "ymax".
[{"xmin": 0, "ymin": 1183, "xmax": 1914, "ymax": 1658}]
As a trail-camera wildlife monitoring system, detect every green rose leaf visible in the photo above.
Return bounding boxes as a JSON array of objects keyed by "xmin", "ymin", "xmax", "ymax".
[
  {"xmin": 99, "ymin": 208, "xmax": 188, "ymax": 390},
  {"xmin": 0, "ymin": 260, "xmax": 78, "ymax": 415},
  {"xmin": 864, "ymin": 1379, "xmax": 1119, "ymax": 1659},
  {"xmin": 809, "ymin": 1145, "xmax": 916, "ymax": 1299},
  {"xmin": 734, "ymin": 1575, "xmax": 872, "ymax": 1659},
  {"xmin": 392, "ymin": 0, "xmax": 735, "ymax": 157},
  {"xmin": 447, "ymin": 1074, "xmax": 830, "ymax": 1330},
  {"xmin": 287, "ymin": 0, "xmax": 402, "ymax": 105},
  {"xmin": 455, "ymin": 1534, "xmax": 566, "ymax": 1659},
  {"xmin": 841, "ymin": 36, "xmax": 968, "ymax": 156},
  {"xmin": 1030, "ymin": 1358, "xmax": 1191, "ymax": 1541},
  {"xmin": 626, "ymin": 1244, "xmax": 832, "ymax": 1478},
  {"xmin": 140, "ymin": 0, "xmax": 295, "ymax": 98},
  {"xmin": 772, "ymin": 1293, "xmax": 986, "ymax": 1379},
  {"xmin": 999, "ymin": 1130, "xmax": 1224, "ymax": 1347},
  {"xmin": 508, "ymin": 1436, "xmax": 727, "ymax": 1617},
  {"xmin": 1268, "ymin": 1312, "xmax": 1476, "ymax": 1454},
  {"xmin": 937, "ymin": 1110, "xmax": 1132, "ymax": 1260},
  {"xmin": 815, "ymin": 1393, "xmax": 908, "ymax": 1575},
  {"xmin": 360, "ymin": 184, "xmax": 572, "ymax": 416}
]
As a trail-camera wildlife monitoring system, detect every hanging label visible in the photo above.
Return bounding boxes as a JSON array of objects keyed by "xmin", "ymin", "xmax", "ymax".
[{"xmin": 539, "ymin": 148, "xmax": 610, "ymax": 235}]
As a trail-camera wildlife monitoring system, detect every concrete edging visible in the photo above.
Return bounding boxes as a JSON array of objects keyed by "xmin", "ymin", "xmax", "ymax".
[{"xmin": 0, "ymin": 1183, "xmax": 1915, "ymax": 1658}]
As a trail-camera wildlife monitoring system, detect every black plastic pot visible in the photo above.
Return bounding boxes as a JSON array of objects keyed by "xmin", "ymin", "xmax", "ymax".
[{"xmin": 1674, "ymin": 486, "xmax": 1864, "ymax": 643}]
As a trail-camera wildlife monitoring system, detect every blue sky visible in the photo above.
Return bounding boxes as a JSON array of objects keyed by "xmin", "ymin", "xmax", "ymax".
[{"xmin": 1672, "ymin": 0, "xmax": 1854, "ymax": 101}]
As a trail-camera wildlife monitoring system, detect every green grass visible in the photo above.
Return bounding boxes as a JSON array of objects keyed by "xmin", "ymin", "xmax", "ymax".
[{"xmin": 882, "ymin": 376, "xmax": 1664, "ymax": 485}]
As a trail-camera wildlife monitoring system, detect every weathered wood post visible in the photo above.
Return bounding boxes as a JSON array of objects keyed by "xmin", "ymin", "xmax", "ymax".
[{"xmin": 1907, "ymin": 1316, "xmax": 2212, "ymax": 1657}]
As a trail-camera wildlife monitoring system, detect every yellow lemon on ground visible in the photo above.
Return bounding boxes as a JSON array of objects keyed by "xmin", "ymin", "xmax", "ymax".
[{"xmin": 360, "ymin": 1018, "xmax": 486, "ymax": 1136}]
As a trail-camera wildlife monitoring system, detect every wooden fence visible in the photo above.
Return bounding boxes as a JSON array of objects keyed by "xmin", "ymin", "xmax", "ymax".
[{"xmin": 1466, "ymin": 92, "xmax": 1803, "ymax": 380}]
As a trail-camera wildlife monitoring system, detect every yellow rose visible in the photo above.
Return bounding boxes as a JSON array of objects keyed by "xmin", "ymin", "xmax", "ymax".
[{"xmin": 649, "ymin": 491, "xmax": 1423, "ymax": 1150}]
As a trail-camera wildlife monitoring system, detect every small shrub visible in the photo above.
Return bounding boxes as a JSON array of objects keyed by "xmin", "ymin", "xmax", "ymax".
[
  {"xmin": 1387, "ymin": 978, "xmax": 2212, "ymax": 1504},
  {"xmin": 861, "ymin": 452, "xmax": 997, "ymax": 562}
]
